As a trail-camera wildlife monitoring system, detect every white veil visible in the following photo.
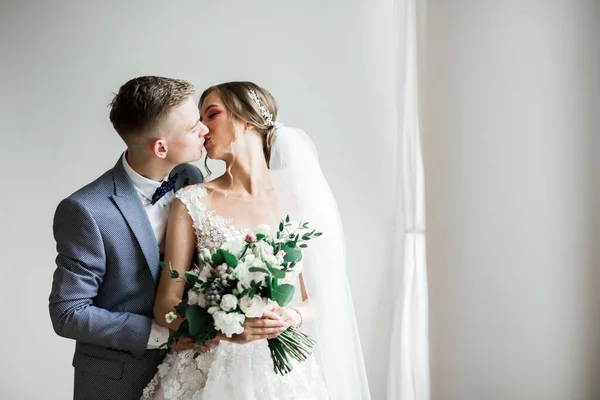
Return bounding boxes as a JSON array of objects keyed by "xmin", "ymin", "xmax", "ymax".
[{"xmin": 269, "ymin": 126, "xmax": 371, "ymax": 400}]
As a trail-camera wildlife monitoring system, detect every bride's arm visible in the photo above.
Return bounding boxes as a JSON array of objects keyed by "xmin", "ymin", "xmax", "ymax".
[
  {"xmin": 270, "ymin": 273, "xmax": 313, "ymax": 329},
  {"xmin": 153, "ymin": 198, "xmax": 194, "ymax": 329},
  {"xmin": 288, "ymin": 273, "xmax": 313, "ymax": 327}
]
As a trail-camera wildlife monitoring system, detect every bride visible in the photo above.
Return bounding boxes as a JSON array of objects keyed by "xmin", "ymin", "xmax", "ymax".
[{"xmin": 143, "ymin": 82, "xmax": 370, "ymax": 399}]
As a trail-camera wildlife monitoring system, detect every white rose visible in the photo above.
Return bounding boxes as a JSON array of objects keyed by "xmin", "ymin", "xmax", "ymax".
[
  {"xmin": 239, "ymin": 295, "xmax": 268, "ymax": 318},
  {"xmin": 213, "ymin": 311, "xmax": 245, "ymax": 338},
  {"xmin": 264, "ymin": 254, "xmax": 279, "ymax": 269},
  {"xmin": 263, "ymin": 242, "xmax": 275, "ymax": 256},
  {"xmin": 235, "ymin": 260, "xmax": 267, "ymax": 288},
  {"xmin": 221, "ymin": 237, "xmax": 245, "ymax": 257},
  {"xmin": 253, "ymin": 241, "xmax": 274, "ymax": 258},
  {"xmin": 220, "ymin": 294, "xmax": 238, "ymax": 312},
  {"xmin": 207, "ymin": 306, "xmax": 221, "ymax": 315},
  {"xmin": 247, "ymin": 256, "xmax": 263, "ymax": 268},
  {"xmin": 253, "ymin": 224, "xmax": 272, "ymax": 237}
]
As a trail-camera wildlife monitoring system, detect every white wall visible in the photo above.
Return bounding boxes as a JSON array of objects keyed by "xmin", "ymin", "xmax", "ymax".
[
  {"xmin": 423, "ymin": 1, "xmax": 599, "ymax": 399},
  {"xmin": 0, "ymin": 1, "xmax": 396, "ymax": 398}
]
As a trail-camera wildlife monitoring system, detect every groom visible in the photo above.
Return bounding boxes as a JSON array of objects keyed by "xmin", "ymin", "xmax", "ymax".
[{"xmin": 49, "ymin": 76, "xmax": 208, "ymax": 399}]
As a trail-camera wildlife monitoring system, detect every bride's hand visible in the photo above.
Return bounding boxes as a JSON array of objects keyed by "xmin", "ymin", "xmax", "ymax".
[
  {"xmin": 264, "ymin": 304, "xmax": 298, "ymax": 329},
  {"xmin": 220, "ymin": 310, "xmax": 289, "ymax": 344}
]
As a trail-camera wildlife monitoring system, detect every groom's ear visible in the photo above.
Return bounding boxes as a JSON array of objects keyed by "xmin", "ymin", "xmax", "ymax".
[{"xmin": 152, "ymin": 139, "xmax": 168, "ymax": 158}]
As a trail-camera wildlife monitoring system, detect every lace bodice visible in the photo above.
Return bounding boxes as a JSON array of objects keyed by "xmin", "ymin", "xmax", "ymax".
[
  {"xmin": 142, "ymin": 184, "xmax": 329, "ymax": 400},
  {"xmin": 175, "ymin": 185, "xmax": 243, "ymax": 255}
]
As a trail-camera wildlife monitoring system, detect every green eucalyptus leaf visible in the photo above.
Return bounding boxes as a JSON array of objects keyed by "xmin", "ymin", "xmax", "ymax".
[
  {"xmin": 267, "ymin": 265, "xmax": 285, "ymax": 279},
  {"xmin": 248, "ymin": 267, "xmax": 269, "ymax": 274},
  {"xmin": 283, "ymin": 247, "xmax": 302, "ymax": 263},
  {"xmin": 212, "ymin": 251, "xmax": 225, "ymax": 265},
  {"xmin": 222, "ymin": 249, "xmax": 238, "ymax": 267},
  {"xmin": 272, "ymin": 284, "xmax": 295, "ymax": 307},
  {"xmin": 174, "ymin": 301, "xmax": 189, "ymax": 316}
]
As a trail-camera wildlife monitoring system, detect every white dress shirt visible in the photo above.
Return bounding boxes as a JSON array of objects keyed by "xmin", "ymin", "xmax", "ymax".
[{"xmin": 122, "ymin": 153, "xmax": 173, "ymax": 349}]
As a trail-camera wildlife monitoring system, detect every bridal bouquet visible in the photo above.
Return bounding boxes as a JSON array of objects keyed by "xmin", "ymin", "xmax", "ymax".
[{"xmin": 161, "ymin": 216, "xmax": 321, "ymax": 375}]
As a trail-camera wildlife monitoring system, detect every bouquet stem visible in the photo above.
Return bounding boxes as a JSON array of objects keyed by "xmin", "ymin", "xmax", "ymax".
[{"xmin": 267, "ymin": 328, "xmax": 316, "ymax": 375}]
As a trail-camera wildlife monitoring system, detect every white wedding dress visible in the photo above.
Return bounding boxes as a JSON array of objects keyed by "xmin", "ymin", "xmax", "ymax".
[{"xmin": 142, "ymin": 185, "xmax": 329, "ymax": 400}]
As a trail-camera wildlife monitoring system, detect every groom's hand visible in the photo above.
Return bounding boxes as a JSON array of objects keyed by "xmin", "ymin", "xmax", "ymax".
[
  {"xmin": 199, "ymin": 339, "xmax": 220, "ymax": 352},
  {"xmin": 170, "ymin": 336, "xmax": 196, "ymax": 351},
  {"xmin": 170, "ymin": 336, "xmax": 220, "ymax": 352}
]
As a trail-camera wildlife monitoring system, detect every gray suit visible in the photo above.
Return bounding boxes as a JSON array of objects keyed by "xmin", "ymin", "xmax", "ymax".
[{"xmin": 49, "ymin": 155, "xmax": 202, "ymax": 399}]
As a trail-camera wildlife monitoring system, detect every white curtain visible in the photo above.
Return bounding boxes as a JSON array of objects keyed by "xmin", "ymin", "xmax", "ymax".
[{"xmin": 387, "ymin": 0, "xmax": 430, "ymax": 399}]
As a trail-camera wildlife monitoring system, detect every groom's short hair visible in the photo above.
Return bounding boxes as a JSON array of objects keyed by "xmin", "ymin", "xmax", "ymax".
[{"xmin": 109, "ymin": 76, "xmax": 195, "ymax": 143}]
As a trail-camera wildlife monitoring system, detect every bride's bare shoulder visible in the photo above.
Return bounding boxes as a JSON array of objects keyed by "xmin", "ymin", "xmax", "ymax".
[{"xmin": 197, "ymin": 177, "xmax": 233, "ymax": 197}]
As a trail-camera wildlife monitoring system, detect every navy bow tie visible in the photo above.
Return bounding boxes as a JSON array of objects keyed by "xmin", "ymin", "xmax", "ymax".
[{"xmin": 151, "ymin": 172, "xmax": 179, "ymax": 205}]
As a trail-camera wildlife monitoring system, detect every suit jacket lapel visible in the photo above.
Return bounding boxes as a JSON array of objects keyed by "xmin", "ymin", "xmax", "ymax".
[{"xmin": 110, "ymin": 155, "xmax": 161, "ymax": 282}]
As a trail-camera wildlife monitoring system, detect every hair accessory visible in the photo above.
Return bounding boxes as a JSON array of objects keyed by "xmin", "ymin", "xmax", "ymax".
[{"xmin": 248, "ymin": 89, "xmax": 283, "ymax": 128}]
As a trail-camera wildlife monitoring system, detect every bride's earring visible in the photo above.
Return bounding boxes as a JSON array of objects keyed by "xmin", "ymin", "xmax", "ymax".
[{"xmin": 244, "ymin": 123, "xmax": 255, "ymax": 135}]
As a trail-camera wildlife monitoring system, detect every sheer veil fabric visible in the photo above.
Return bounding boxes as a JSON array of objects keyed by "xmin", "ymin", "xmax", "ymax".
[{"xmin": 269, "ymin": 127, "xmax": 371, "ymax": 400}]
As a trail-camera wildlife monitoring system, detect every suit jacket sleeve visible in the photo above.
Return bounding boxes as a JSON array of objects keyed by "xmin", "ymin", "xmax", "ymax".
[
  {"xmin": 185, "ymin": 163, "xmax": 204, "ymax": 184},
  {"xmin": 49, "ymin": 197, "xmax": 152, "ymax": 358}
]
